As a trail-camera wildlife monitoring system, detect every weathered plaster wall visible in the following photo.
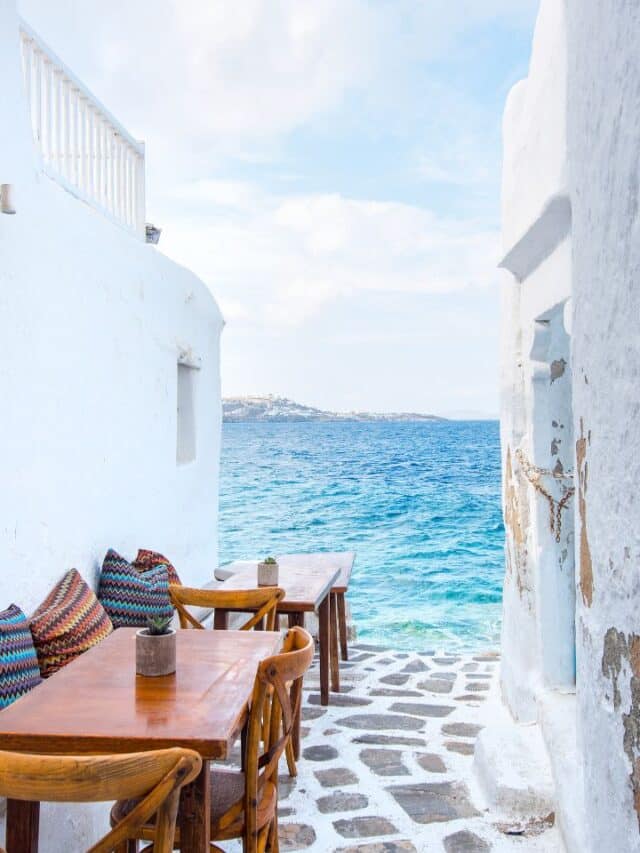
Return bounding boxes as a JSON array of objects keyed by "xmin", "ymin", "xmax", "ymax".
[
  {"xmin": 0, "ymin": 2, "xmax": 223, "ymax": 847},
  {"xmin": 567, "ymin": 2, "xmax": 640, "ymax": 850},
  {"xmin": 500, "ymin": 0, "xmax": 640, "ymax": 849},
  {"xmin": 499, "ymin": 0, "xmax": 573, "ymax": 723}
]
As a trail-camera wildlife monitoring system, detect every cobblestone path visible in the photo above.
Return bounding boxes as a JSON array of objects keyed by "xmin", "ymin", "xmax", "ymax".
[{"xmin": 228, "ymin": 644, "xmax": 563, "ymax": 853}]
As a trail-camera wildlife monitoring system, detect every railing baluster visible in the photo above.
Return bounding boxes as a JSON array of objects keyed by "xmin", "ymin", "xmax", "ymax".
[
  {"xmin": 43, "ymin": 59, "xmax": 52, "ymax": 164},
  {"xmin": 55, "ymin": 70, "xmax": 63, "ymax": 172},
  {"xmin": 34, "ymin": 48, "xmax": 42, "ymax": 147},
  {"xmin": 95, "ymin": 116, "xmax": 103, "ymax": 208},
  {"xmin": 88, "ymin": 108, "xmax": 95, "ymax": 199},
  {"xmin": 109, "ymin": 132, "xmax": 116, "ymax": 215},
  {"xmin": 21, "ymin": 36, "xmax": 32, "ymax": 128},
  {"xmin": 63, "ymin": 79, "xmax": 71, "ymax": 181},
  {"xmin": 18, "ymin": 17, "xmax": 145, "ymax": 236}
]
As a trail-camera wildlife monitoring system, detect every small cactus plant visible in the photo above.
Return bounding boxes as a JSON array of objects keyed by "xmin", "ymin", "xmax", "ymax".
[
  {"xmin": 263, "ymin": 556, "xmax": 277, "ymax": 564},
  {"xmin": 145, "ymin": 614, "xmax": 173, "ymax": 636}
]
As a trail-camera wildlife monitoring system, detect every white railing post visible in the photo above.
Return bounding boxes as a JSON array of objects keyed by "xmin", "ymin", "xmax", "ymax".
[
  {"xmin": 18, "ymin": 18, "xmax": 146, "ymax": 237},
  {"xmin": 135, "ymin": 143, "xmax": 146, "ymax": 238}
]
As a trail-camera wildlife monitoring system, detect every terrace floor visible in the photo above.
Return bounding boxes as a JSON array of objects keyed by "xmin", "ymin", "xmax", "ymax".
[{"xmin": 238, "ymin": 642, "xmax": 564, "ymax": 852}]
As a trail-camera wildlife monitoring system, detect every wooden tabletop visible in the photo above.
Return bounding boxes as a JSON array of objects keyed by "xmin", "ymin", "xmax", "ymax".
[
  {"xmin": 219, "ymin": 562, "xmax": 340, "ymax": 613},
  {"xmin": 276, "ymin": 552, "xmax": 356, "ymax": 594},
  {"xmin": 0, "ymin": 628, "xmax": 281, "ymax": 760}
]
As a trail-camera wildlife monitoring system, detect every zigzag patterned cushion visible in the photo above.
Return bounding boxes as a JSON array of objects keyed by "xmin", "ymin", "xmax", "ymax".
[
  {"xmin": 134, "ymin": 549, "xmax": 182, "ymax": 586},
  {"xmin": 30, "ymin": 570, "xmax": 113, "ymax": 678},
  {"xmin": 0, "ymin": 604, "xmax": 42, "ymax": 708},
  {"xmin": 98, "ymin": 549, "xmax": 172, "ymax": 628}
]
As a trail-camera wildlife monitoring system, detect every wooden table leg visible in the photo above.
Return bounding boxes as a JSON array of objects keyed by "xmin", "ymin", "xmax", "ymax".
[
  {"xmin": 213, "ymin": 609, "xmax": 229, "ymax": 630},
  {"xmin": 179, "ymin": 759, "xmax": 211, "ymax": 852},
  {"xmin": 330, "ymin": 593, "xmax": 340, "ymax": 693},
  {"xmin": 287, "ymin": 610, "xmax": 305, "ymax": 757},
  {"xmin": 288, "ymin": 612, "xmax": 304, "ymax": 629},
  {"xmin": 6, "ymin": 799, "xmax": 40, "ymax": 853},
  {"xmin": 337, "ymin": 592, "xmax": 349, "ymax": 661},
  {"xmin": 318, "ymin": 596, "xmax": 330, "ymax": 706}
]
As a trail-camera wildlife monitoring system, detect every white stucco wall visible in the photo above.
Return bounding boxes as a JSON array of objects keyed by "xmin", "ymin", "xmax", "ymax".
[
  {"xmin": 0, "ymin": 2, "xmax": 223, "ymax": 847},
  {"xmin": 499, "ymin": 0, "xmax": 640, "ymax": 850},
  {"xmin": 501, "ymin": 0, "xmax": 568, "ymax": 254},
  {"xmin": 499, "ymin": 0, "xmax": 573, "ymax": 724},
  {"xmin": 567, "ymin": 2, "xmax": 640, "ymax": 851}
]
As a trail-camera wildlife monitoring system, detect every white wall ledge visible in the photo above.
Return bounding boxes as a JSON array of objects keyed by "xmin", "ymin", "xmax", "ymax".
[{"xmin": 500, "ymin": 195, "xmax": 572, "ymax": 282}]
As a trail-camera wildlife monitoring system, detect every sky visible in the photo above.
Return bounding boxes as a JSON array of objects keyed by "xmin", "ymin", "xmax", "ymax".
[{"xmin": 20, "ymin": 0, "xmax": 538, "ymax": 418}]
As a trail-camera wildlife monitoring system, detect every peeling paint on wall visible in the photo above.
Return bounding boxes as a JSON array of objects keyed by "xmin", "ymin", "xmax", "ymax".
[
  {"xmin": 550, "ymin": 357, "xmax": 567, "ymax": 382},
  {"xmin": 576, "ymin": 420, "xmax": 593, "ymax": 606},
  {"xmin": 602, "ymin": 628, "xmax": 640, "ymax": 828},
  {"xmin": 503, "ymin": 446, "xmax": 532, "ymax": 600}
]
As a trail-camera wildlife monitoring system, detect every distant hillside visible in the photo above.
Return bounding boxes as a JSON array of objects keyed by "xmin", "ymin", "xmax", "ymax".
[{"xmin": 223, "ymin": 395, "xmax": 446, "ymax": 423}]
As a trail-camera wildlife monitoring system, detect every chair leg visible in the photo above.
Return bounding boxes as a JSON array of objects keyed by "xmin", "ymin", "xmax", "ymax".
[
  {"xmin": 269, "ymin": 816, "xmax": 279, "ymax": 853},
  {"xmin": 285, "ymin": 738, "xmax": 297, "ymax": 777},
  {"xmin": 154, "ymin": 789, "xmax": 180, "ymax": 853}
]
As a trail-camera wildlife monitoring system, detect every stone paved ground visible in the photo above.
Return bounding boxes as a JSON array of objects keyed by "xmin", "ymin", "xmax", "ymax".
[{"xmin": 229, "ymin": 644, "xmax": 563, "ymax": 853}]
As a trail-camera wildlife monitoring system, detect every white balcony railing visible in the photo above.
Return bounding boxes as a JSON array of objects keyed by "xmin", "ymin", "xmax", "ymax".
[{"xmin": 19, "ymin": 19, "xmax": 146, "ymax": 237}]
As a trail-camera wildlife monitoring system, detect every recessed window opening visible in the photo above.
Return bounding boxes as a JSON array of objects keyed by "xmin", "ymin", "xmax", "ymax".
[
  {"xmin": 177, "ymin": 362, "xmax": 197, "ymax": 465},
  {"xmin": 530, "ymin": 301, "xmax": 575, "ymax": 689}
]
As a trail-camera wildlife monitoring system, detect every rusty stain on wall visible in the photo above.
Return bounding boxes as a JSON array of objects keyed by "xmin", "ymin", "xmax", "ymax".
[
  {"xmin": 503, "ymin": 446, "xmax": 531, "ymax": 599},
  {"xmin": 602, "ymin": 628, "xmax": 640, "ymax": 828},
  {"xmin": 550, "ymin": 357, "xmax": 567, "ymax": 383},
  {"xmin": 576, "ymin": 420, "xmax": 593, "ymax": 607}
]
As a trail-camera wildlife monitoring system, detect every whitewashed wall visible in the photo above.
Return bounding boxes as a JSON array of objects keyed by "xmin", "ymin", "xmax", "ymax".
[
  {"xmin": 0, "ymin": 1, "xmax": 223, "ymax": 847},
  {"xmin": 567, "ymin": 2, "xmax": 640, "ymax": 851},
  {"xmin": 495, "ymin": 0, "xmax": 640, "ymax": 850},
  {"xmin": 499, "ymin": 0, "xmax": 573, "ymax": 723}
]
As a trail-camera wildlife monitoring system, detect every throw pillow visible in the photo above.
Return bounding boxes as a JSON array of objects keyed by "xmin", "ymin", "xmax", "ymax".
[
  {"xmin": 98, "ymin": 549, "xmax": 172, "ymax": 628},
  {"xmin": 134, "ymin": 548, "xmax": 181, "ymax": 586},
  {"xmin": 30, "ymin": 570, "xmax": 113, "ymax": 678},
  {"xmin": 0, "ymin": 604, "xmax": 42, "ymax": 707}
]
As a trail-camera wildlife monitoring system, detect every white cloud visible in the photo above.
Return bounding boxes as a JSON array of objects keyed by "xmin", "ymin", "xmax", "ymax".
[
  {"xmin": 20, "ymin": 0, "xmax": 537, "ymax": 153},
  {"xmin": 159, "ymin": 182, "xmax": 500, "ymax": 327}
]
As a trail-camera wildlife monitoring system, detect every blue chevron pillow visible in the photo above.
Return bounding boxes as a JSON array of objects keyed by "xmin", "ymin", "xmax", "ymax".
[
  {"xmin": 98, "ymin": 549, "xmax": 173, "ymax": 628},
  {"xmin": 0, "ymin": 604, "xmax": 42, "ymax": 709}
]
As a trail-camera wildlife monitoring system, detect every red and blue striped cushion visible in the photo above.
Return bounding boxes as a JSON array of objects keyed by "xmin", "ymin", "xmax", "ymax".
[
  {"xmin": 30, "ymin": 569, "xmax": 113, "ymax": 678},
  {"xmin": 0, "ymin": 604, "xmax": 42, "ymax": 707},
  {"xmin": 98, "ymin": 549, "xmax": 173, "ymax": 628},
  {"xmin": 134, "ymin": 549, "xmax": 182, "ymax": 586}
]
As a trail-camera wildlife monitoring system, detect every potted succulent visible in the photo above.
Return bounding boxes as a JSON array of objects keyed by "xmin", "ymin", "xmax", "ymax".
[
  {"xmin": 136, "ymin": 615, "xmax": 176, "ymax": 677},
  {"xmin": 257, "ymin": 556, "xmax": 279, "ymax": 587}
]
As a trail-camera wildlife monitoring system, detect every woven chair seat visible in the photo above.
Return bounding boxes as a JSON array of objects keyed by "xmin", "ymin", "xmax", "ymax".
[{"xmin": 111, "ymin": 767, "xmax": 277, "ymax": 841}]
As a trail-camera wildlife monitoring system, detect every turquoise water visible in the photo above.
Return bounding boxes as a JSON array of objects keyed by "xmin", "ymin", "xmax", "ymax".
[{"xmin": 219, "ymin": 421, "xmax": 504, "ymax": 651}]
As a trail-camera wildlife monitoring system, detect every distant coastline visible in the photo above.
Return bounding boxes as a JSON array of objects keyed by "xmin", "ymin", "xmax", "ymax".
[{"xmin": 223, "ymin": 395, "xmax": 447, "ymax": 423}]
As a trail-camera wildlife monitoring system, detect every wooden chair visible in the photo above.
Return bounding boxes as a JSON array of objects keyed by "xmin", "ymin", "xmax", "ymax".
[
  {"xmin": 0, "ymin": 747, "xmax": 201, "ymax": 853},
  {"xmin": 170, "ymin": 585, "xmax": 285, "ymax": 632},
  {"xmin": 170, "ymin": 583, "xmax": 300, "ymax": 777},
  {"xmin": 111, "ymin": 626, "xmax": 314, "ymax": 853}
]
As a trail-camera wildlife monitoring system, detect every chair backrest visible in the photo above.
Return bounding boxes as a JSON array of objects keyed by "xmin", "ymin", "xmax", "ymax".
[
  {"xmin": 170, "ymin": 585, "xmax": 285, "ymax": 632},
  {"xmin": 215, "ymin": 626, "xmax": 314, "ymax": 846},
  {"xmin": 0, "ymin": 747, "xmax": 201, "ymax": 853}
]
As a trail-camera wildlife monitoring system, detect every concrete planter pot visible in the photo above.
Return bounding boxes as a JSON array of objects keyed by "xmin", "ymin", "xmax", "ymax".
[
  {"xmin": 258, "ymin": 561, "xmax": 279, "ymax": 586},
  {"xmin": 136, "ymin": 628, "xmax": 176, "ymax": 677}
]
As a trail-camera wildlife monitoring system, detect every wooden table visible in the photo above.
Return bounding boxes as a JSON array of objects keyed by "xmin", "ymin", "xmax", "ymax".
[
  {"xmin": 217, "ymin": 562, "xmax": 340, "ymax": 709},
  {"xmin": 277, "ymin": 552, "xmax": 356, "ymax": 668},
  {"xmin": 0, "ymin": 627, "xmax": 281, "ymax": 853},
  {"xmin": 217, "ymin": 553, "xmax": 356, "ymax": 681}
]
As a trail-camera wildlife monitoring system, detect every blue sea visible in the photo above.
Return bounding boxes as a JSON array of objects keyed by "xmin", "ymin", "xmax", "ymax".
[{"xmin": 219, "ymin": 421, "xmax": 504, "ymax": 651}]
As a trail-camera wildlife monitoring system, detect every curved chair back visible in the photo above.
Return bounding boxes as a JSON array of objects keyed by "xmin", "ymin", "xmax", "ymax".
[
  {"xmin": 170, "ymin": 585, "xmax": 284, "ymax": 632},
  {"xmin": 0, "ymin": 747, "xmax": 201, "ymax": 853},
  {"xmin": 216, "ymin": 626, "xmax": 314, "ymax": 849}
]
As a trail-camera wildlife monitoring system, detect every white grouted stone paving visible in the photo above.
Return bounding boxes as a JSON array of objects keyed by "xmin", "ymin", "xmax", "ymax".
[{"xmin": 227, "ymin": 644, "xmax": 564, "ymax": 853}]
